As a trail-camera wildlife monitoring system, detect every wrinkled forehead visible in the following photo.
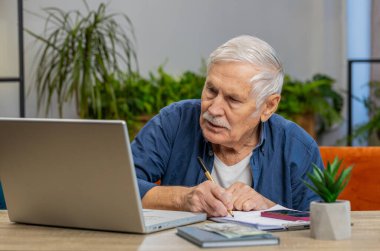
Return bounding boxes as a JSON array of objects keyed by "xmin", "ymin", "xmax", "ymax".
[{"xmin": 205, "ymin": 62, "xmax": 259, "ymax": 95}]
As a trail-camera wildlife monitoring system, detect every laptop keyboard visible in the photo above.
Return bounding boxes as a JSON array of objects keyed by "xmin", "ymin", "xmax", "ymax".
[{"xmin": 143, "ymin": 209, "xmax": 191, "ymax": 225}]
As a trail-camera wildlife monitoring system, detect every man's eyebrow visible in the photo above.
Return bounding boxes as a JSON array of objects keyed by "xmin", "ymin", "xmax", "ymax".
[
  {"xmin": 205, "ymin": 81, "xmax": 217, "ymax": 89},
  {"xmin": 229, "ymin": 93, "xmax": 246, "ymax": 100},
  {"xmin": 205, "ymin": 80, "xmax": 213, "ymax": 86}
]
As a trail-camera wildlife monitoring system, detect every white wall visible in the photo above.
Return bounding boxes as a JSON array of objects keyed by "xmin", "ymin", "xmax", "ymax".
[{"xmin": 17, "ymin": 0, "xmax": 346, "ymax": 144}]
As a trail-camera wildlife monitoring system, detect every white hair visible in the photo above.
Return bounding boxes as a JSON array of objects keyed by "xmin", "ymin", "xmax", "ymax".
[{"xmin": 207, "ymin": 35, "xmax": 284, "ymax": 108}]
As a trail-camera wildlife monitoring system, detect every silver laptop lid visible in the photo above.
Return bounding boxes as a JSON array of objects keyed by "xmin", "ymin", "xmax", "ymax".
[{"xmin": 0, "ymin": 118, "xmax": 146, "ymax": 233}]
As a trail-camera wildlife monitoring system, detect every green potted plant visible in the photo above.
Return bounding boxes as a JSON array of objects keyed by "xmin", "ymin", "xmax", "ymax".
[
  {"xmin": 26, "ymin": 2, "xmax": 138, "ymax": 119},
  {"xmin": 278, "ymin": 74, "xmax": 343, "ymax": 139},
  {"xmin": 303, "ymin": 158, "xmax": 353, "ymax": 240}
]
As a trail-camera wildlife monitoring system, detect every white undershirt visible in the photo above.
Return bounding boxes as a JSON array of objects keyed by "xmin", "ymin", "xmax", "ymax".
[{"xmin": 211, "ymin": 153, "xmax": 252, "ymax": 189}]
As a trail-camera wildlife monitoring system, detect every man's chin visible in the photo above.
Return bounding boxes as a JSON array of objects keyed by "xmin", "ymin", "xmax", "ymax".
[{"xmin": 202, "ymin": 129, "xmax": 228, "ymax": 145}]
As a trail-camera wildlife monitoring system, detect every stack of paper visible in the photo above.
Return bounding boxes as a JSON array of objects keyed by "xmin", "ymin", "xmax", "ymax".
[{"xmin": 210, "ymin": 205, "xmax": 310, "ymax": 231}]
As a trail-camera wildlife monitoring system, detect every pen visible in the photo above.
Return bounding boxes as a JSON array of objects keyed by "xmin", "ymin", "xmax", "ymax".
[{"xmin": 197, "ymin": 156, "xmax": 234, "ymax": 217}]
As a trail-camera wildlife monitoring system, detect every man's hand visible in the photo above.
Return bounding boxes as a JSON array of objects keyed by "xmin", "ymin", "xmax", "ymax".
[
  {"xmin": 226, "ymin": 182, "xmax": 275, "ymax": 211},
  {"xmin": 183, "ymin": 181, "xmax": 233, "ymax": 217}
]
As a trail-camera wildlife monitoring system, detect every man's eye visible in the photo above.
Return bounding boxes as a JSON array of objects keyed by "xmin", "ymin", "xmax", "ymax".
[
  {"xmin": 207, "ymin": 87, "xmax": 217, "ymax": 94},
  {"xmin": 229, "ymin": 97, "xmax": 241, "ymax": 103}
]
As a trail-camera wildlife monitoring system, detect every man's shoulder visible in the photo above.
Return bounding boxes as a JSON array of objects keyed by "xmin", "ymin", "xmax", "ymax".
[
  {"xmin": 154, "ymin": 99, "xmax": 201, "ymax": 134},
  {"xmin": 268, "ymin": 114, "xmax": 316, "ymax": 149}
]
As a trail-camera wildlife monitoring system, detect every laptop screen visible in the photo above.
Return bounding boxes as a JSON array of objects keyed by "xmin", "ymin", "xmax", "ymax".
[{"xmin": 0, "ymin": 118, "xmax": 146, "ymax": 232}]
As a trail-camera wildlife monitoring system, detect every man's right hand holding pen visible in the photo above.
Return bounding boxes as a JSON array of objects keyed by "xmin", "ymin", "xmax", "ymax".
[
  {"xmin": 183, "ymin": 180, "xmax": 234, "ymax": 217},
  {"xmin": 197, "ymin": 156, "xmax": 234, "ymax": 217},
  {"xmin": 182, "ymin": 181, "xmax": 275, "ymax": 217},
  {"xmin": 170, "ymin": 156, "xmax": 275, "ymax": 217}
]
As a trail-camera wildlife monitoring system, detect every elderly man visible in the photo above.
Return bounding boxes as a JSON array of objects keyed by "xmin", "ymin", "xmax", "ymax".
[{"xmin": 131, "ymin": 35, "xmax": 323, "ymax": 217}]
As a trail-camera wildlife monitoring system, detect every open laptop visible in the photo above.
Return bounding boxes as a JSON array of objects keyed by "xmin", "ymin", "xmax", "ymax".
[{"xmin": 0, "ymin": 118, "xmax": 206, "ymax": 233}]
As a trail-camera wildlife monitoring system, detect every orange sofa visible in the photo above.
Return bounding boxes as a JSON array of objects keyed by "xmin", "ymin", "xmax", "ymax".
[{"xmin": 319, "ymin": 147, "xmax": 380, "ymax": 210}]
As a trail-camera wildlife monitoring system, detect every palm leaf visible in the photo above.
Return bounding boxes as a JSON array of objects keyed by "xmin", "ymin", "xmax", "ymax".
[{"xmin": 26, "ymin": 1, "xmax": 137, "ymax": 118}]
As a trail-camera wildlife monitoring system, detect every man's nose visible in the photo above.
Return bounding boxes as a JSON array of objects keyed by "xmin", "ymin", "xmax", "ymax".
[{"xmin": 208, "ymin": 95, "xmax": 225, "ymax": 116}]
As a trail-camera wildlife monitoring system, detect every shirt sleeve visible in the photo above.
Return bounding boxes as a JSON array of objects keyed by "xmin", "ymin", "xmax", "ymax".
[
  {"xmin": 291, "ymin": 140, "xmax": 324, "ymax": 211},
  {"xmin": 131, "ymin": 106, "xmax": 179, "ymax": 198}
]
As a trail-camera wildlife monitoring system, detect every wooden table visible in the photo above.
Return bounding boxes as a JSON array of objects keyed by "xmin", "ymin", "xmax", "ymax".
[{"xmin": 0, "ymin": 210, "xmax": 379, "ymax": 250}]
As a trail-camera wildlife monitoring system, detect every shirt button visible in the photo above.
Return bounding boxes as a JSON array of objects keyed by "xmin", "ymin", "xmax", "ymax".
[{"xmin": 208, "ymin": 150, "xmax": 213, "ymax": 156}]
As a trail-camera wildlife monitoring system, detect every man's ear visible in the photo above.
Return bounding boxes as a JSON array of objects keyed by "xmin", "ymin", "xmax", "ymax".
[{"xmin": 260, "ymin": 94, "xmax": 281, "ymax": 122}]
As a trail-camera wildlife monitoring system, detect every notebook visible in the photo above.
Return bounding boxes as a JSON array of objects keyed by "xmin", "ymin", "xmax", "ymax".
[
  {"xmin": 0, "ymin": 118, "xmax": 206, "ymax": 233},
  {"xmin": 177, "ymin": 226, "xmax": 279, "ymax": 248}
]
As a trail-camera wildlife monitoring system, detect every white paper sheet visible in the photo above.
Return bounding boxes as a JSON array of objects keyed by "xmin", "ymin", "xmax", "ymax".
[{"xmin": 210, "ymin": 204, "xmax": 309, "ymax": 231}]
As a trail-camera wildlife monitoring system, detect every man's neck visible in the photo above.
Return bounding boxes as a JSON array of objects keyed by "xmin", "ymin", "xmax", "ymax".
[
  {"xmin": 213, "ymin": 145, "xmax": 254, "ymax": 166},
  {"xmin": 212, "ymin": 124, "xmax": 261, "ymax": 166}
]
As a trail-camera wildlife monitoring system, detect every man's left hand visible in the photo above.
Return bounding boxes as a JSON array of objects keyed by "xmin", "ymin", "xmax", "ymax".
[{"xmin": 226, "ymin": 182, "xmax": 276, "ymax": 211}]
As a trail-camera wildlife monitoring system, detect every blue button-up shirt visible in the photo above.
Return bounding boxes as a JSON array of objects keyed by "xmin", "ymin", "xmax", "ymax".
[{"xmin": 131, "ymin": 99, "xmax": 323, "ymax": 211}]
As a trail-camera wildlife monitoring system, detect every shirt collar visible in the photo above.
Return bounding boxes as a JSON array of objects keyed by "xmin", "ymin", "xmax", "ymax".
[{"xmin": 253, "ymin": 121, "xmax": 266, "ymax": 153}]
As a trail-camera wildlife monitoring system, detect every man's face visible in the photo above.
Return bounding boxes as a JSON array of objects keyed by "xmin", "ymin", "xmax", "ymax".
[{"xmin": 200, "ymin": 61, "xmax": 263, "ymax": 148}]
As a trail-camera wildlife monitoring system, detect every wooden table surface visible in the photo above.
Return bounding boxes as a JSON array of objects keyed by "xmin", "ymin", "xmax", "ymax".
[{"xmin": 0, "ymin": 210, "xmax": 379, "ymax": 250}]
